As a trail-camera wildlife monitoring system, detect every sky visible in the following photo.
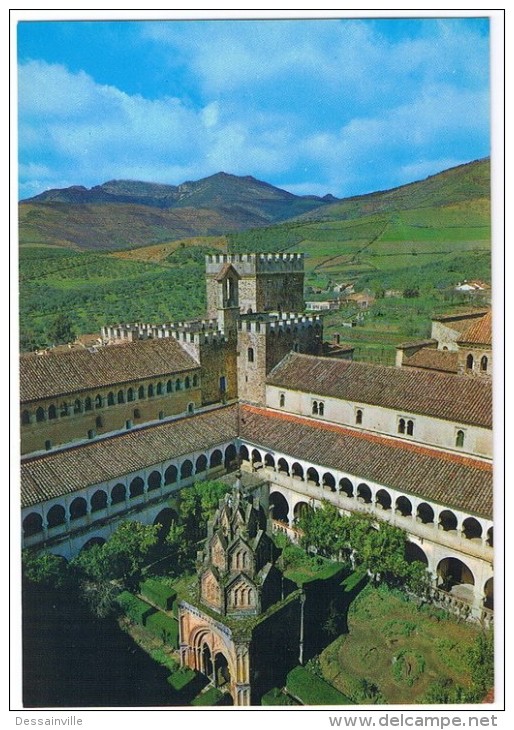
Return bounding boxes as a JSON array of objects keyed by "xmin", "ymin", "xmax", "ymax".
[{"xmin": 16, "ymin": 15, "xmax": 491, "ymax": 200}]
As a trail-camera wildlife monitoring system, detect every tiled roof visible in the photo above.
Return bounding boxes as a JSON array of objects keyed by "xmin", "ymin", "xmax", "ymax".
[
  {"xmin": 240, "ymin": 406, "xmax": 493, "ymax": 519},
  {"xmin": 432, "ymin": 309, "xmax": 489, "ymax": 323},
  {"xmin": 266, "ymin": 353, "xmax": 492, "ymax": 428},
  {"xmin": 21, "ymin": 405, "xmax": 238, "ymax": 508},
  {"xmin": 457, "ymin": 311, "xmax": 492, "ymax": 346},
  {"xmin": 403, "ymin": 349, "xmax": 459, "ymax": 374},
  {"xmin": 20, "ymin": 338, "xmax": 200, "ymax": 403}
]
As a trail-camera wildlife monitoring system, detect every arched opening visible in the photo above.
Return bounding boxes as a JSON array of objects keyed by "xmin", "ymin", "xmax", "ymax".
[
  {"xmin": 322, "ymin": 472, "xmax": 336, "ymax": 491},
  {"xmin": 129, "ymin": 477, "xmax": 144, "ymax": 498},
  {"xmin": 487, "ymin": 527, "xmax": 493, "ymax": 547},
  {"xmin": 247, "ymin": 347, "xmax": 254, "ymax": 363},
  {"xmin": 398, "ymin": 418, "xmax": 406, "ymax": 434},
  {"xmin": 196, "ymin": 455, "xmax": 208, "ymax": 474},
  {"xmin": 36, "ymin": 407, "xmax": 45, "ymax": 423},
  {"xmin": 339, "ymin": 478, "xmax": 354, "ymax": 498},
  {"xmin": 294, "ymin": 501, "xmax": 311, "ymax": 523},
  {"xmin": 251, "ymin": 449, "xmax": 262, "ymax": 467},
  {"xmin": 318, "ymin": 402, "xmax": 325, "ymax": 416},
  {"xmin": 456, "ymin": 429, "xmax": 465, "ymax": 448},
  {"xmin": 312, "ymin": 401, "xmax": 318, "ymax": 416},
  {"xmin": 406, "ymin": 420, "xmax": 414, "ymax": 436},
  {"xmin": 107, "ymin": 392, "xmax": 115, "ymax": 406},
  {"xmin": 84, "ymin": 397, "xmax": 92, "ymax": 412},
  {"xmin": 48, "ymin": 404, "xmax": 57, "ymax": 420},
  {"xmin": 138, "ymin": 386, "xmax": 145, "ymax": 399},
  {"xmin": 60, "ymin": 402, "xmax": 69, "ymax": 417},
  {"xmin": 375, "ymin": 489, "xmax": 392, "ymax": 510},
  {"xmin": 292, "ymin": 462, "xmax": 304, "ymax": 480},
  {"xmin": 81, "ymin": 537, "xmax": 106, "ymax": 551},
  {"xmin": 462, "ymin": 517, "xmax": 483, "ymax": 541},
  {"xmin": 187, "ymin": 402, "xmax": 194, "ymax": 414},
  {"xmin": 157, "ymin": 381, "xmax": 163, "ymax": 395},
  {"xmin": 417, "ymin": 502, "xmax": 435, "ymax": 525},
  {"xmin": 184, "ymin": 377, "xmax": 190, "ymax": 390},
  {"xmin": 91, "ymin": 490, "xmax": 108, "ymax": 512},
  {"xmin": 277, "ymin": 458, "xmax": 289, "ymax": 475},
  {"xmin": 466, "ymin": 353, "xmax": 474, "ymax": 370},
  {"xmin": 148, "ymin": 384, "xmax": 154, "ymax": 398},
  {"xmin": 214, "ymin": 653, "xmax": 230, "ymax": 688},
  {"xmin": 437, "ymin": 557, "xmax": 475, "ymax": 599},
  {"xmin": 395, "ymin": 496, "xmax": 412, "ymax": 517},
  {"xmin": 269, "ymin": 491, "xmax": 289, "ymax": 523},
  {"xmin": 404, "ymin": 542, "xmax": 428, "ymax": 566},
  {"xmin": 153, "ymin": 508, "xmax": 179, "ymax": 542},
  {"xmin": 484, "ymin": 577, "xmax": 493, "ymax": 610},
  {"xmin": 264, "ymin": 453, "xmax": 275, "ymax": 469},
  {"xmin": 166, "ymin": 380, "xmax": 173, "ymax": 393},
  {"xmin": 210, "ymin": 450, "xmax": 223, "ymax": 468},
  {"xmin": 70, "ymin": 497, "xmax": 87, "ymax": 520},
  {"xmin": 224, "ymin": 444, "xmax": 237, "ymax": 469},
  {"xmin": 279, "ymin": 393, "xmax": 285, "ymax": 408},
  {"xmin": 111, "ymin": 483, "xmax": 126, "ymax": 504},
  {"xmin": 95, "ymin": 394, "xmax": 103, "ymax": 409},
  {"xmin": 480, "ymin": 355, "xmax": 488, "ymax": 372},
  {"xmin": 181, "ymin": 460, "xmax": 193, "ymax": 479},
  {"xmin": 23, "ymin": 512, "xmax": 43, "ymax": 537},
  {"xmin": 355, "ymin": 409, "xmax": 363, "ymax": 425},
  {"xmin": 164, "ymin": 465, "xmax": 178, "ymax": 485},
  {"xmin": 148, "ymin": 470, "xmax": 162, "ymax": 491},
  {"xmin": 74, "ymin": 400, "xmax": 82, "ymax": 414},
  {"xmin": 357, "ymin": 483, "xmax": 372, "ymax": 504},
  {"xmin": 95, "ymin": 416, "xmax": 103, "ymax": 428},
  {"xmin": 175, "ymin": 379, "xmax": 182, "ymax": 391},
  {"xmin": 21, "ymin": 410, "xmax": 30, "ymax": 425},
  {"xmin": 127, "ymin": 388, "xmax": 134, "ymax": 402},
  {"xmin": 46, "ymin": 504, "xmax": 66, "ymax": 528},
  {"xmin": 239, "ymin": 445, "xmax": 250, "ymax": 463},
  {"xmin": 306, "ymin": 467, "xmax": 320, "ymax": 486},
  {"xmin": 439, "ymin": 510, "xmax": 458, "ymax": 532}
]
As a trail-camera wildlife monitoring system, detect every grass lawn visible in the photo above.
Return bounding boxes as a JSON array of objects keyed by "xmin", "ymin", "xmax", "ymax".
[{"xmin": 319, "ymin": 585, "xmax": 482, "ymax": 704}]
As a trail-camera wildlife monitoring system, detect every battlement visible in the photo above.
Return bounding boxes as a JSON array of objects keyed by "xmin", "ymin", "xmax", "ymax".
[
  {"xmin": 205, "ymin": 252, "xmax": 304, "ymax": 276},
  {"xmin": 238, "ymin": 312, "xmax": 322, "ymax": 335},
  {"xmin": 102, "ymin": 319, "xmax": 221, "ymax": 343}
]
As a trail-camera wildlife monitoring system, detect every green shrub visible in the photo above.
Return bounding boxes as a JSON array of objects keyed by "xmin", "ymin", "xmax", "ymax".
[
  {"xmin": 117, "ymin": 591, "xmax": 155, "ymax": 625},
  {"xmin": 341, "ymin": 570, "xmax": 368, "ymax": 593},
  {"xmin": 261, "ymin": 688, "xmax": 298, "ymax": 705},
  {"xmin": 167, "ymin": 667, "xmax": 196, "ymax": 691},
  {"xmin": 140, "ymin": 578, "xmax": 177, "ymax": 611},
  {"xmin": 145, "ymin": 611, "xmax": 179, "ymax": 647},
  {"xmin": 191, "ymin": 687, "xmax": 224, "ymax": 706},
  {"xmin": 286, "ymin": 666, "xmax": 354, "ymax": 705}
]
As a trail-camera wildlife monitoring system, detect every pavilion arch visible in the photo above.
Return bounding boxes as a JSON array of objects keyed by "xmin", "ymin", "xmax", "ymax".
[
  {"xmin": 269, "ymin": 491, "xmax": 289, "ymax": 523},
  {"xmin": 164, "ymin": 464, "xmax": 178, "ymax": 485},
  {"xmin": 274, "ymin": 459, "xmax": 288, "ymax": 477},
  {"xmin": 264, "ymin": 453, "xmax": 275, "ymax": 469},
  {"xmin": 91, "ymin": 489, "xmax": 108, "ymax": 512},
  {"xmin": 357, "ymin": 483, "xmax": 372, "ymax": 504},
  {"xmin": 210, "ymin": 449, "xmax": 223, "ymax": 468},
  {"xmin": 196, "ymin": 454, "xmax": 208, "ymax": 474},
  {"xmin": 148, "ymin": 470, "xmax": 162, "ymax": 491},
  {"xmin": 395, "ymin": 496, "xmax": 412, "ymax": 517},
  {"xmin": 437, "ymin": 557, "xmax": 475, "ymax": 591},
  {"xmin": 23, "ymin": 512, "xmax": 43, "ymax": 537},
  {"xmin": 339, "ymin": 478, "xmax": 354, "ymax": 498},
  {"xmin": 306, "ymin": 467, "xmax": 320, "ymax": 486},
  {"xmin": 416, "ymin": 502, "xmax": 435, "ymax": 525},
  {"xmin": 129, "ymin": 476, "xmax": 145, "ymax": 498},
  {"xmin": 251, "ymin": 449, "xmax": 262, "ymax": 466},
  {"xmin": 292, "ymin": 462, "xmax": 304, "ymax": 479},
  {"xmin": 404, "ymin": 541, "xmax": 428, "ymax": 566},
  {"xmin": 224, "ymin": 444, "xmax": 237, "ymax": 469},
  {"xmin": 111, "ymin": 483, "xmax": 127, "ymax": 504},
  {"xmin": 181, "ymin": 459, "xmax": 193, "ymax": 479},
  {"xmin": 153, "ymin": 507, "xmax": 179, "ymax": 542},
  {"xmin": 239, "ymin": 445, "xmax": 250, "ymax": 463},
  {"xmin": 323, "ymin": 472, "xmax": 336, "ymax": 491},
  {"xmin": 70, "ymin": 496, "xmax": 87, "ymax": 520},
  {"xmin": 375, "ymin": 489, "xmax": 392, "ymax": 510},
  {"xmin": 214, "ymin": 652, "xmax": 231, "ymax": 688},
  {"xmin": 46, "ymin": 504, "xmax": 66, "ymax": 528},
  {"xmin": 484, "ymin": 578, "xmax": 493, "ymax": 610},
  {"xmin": 462, "ymin": 517, "xmax": 483, "ymax": 541},
  {"xmin": 294, "ymin": 501, "xmax": 311, "ymax": 522},
  {"xmin": 438, "ymin": 509, "xmax": 458, "ymax": 532}
]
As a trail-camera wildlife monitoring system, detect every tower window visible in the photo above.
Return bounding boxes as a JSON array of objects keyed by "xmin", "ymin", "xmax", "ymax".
[
  {"xmin": 480, "ymin": 355, "xmax": 488, "ymax": 372},
  {"xmin": 456, "ymin": 429, "xmax": 465, "ymax": 448},
  {"xmin": 355, "ymin": 409, "xmax": 363, "ymax": 425},
  {"xmin": 406, "ymin": 419, "xmax": 414, "ymax": 436},
  {"xmin": 398, "ymin": 418, "xmax": 406, "ymax": 434},
  {"xmin": 248, "ymin": 347, "xmax": 254, "ymax": 363},
  {"xmin": 466, "ymin": 354, "xmax": 474, "ymax": 370},
  {"xmin": 279, "ymin": 393, "xmax": 285, "ymax": 408},
  {"xmin": 312, "ymin": 400, "xmax": 318, "ymax": 415}
]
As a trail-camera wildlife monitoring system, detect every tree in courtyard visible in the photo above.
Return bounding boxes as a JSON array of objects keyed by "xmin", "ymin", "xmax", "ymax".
[
  {"xmin": 47, "ymin": 312, "xmax": 76, "ymax": 346},
  {"xmin": 179, "ymin": 480, "xmax": 231, "ymax": 542},
  {"xmin": 467, "ymin": 630, "xmax": 494, "ymax": 699},
  {"xmin": 297, "ymin": 500, "xmax": 346, "ymax": 559},
  {"xmin": 22, "ymin": 550, "xmax": 72, "ymax": 591}
]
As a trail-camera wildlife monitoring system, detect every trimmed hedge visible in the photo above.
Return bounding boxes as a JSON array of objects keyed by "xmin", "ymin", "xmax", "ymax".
[
  {"xmin": 341, "ymin": 570, "xmax": 368, "ymax": 594},
  {"xmin": 145, "ymin": 611, "xmax": 179, "ymax": 648},
  {"xmin": 261, "ymin": 688, "xmax": 299, "ymax": 706},
  {"xmin": 140, "ymin": 579, "xmax": 177, "ymax": 611},
  {"xmin": 286, "ymin": 666, "xmax": 354, "ymax": 705},
  {"xmin": 117, "ymin": 591, "xmax": 155, "ymax": 626},
  {"xmin": 167, "ymin": 667, "xmax": 196, "ymax": 691}
]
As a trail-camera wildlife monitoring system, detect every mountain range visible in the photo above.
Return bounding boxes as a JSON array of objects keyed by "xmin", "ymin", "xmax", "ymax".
[{"xmin": 19, "ymin": 159, "xmax": 489, "ymax": 251}]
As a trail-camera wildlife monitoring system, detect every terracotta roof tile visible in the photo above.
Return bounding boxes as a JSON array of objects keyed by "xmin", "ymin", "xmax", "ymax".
[
  {"xmin": 403, "ymin": 349, "xmax": 459, "ymax": 374},
  {"xmin": 240, "ymin": 406, "xmax": 493, "ymax": 519},
  {"xmin": 457, "ymin": 311, "xmax": 492, "ymax": 346},
  {"xmin": 266, "ymin": 353, "xmax": 491, "ymax": 428},
  {"xmin": 20, "ymin": 338, "xmax": 200, "ymax": 403},
  {"xmin": 21, "ymin": 405, "xmax": 238, "ymax": 508}
]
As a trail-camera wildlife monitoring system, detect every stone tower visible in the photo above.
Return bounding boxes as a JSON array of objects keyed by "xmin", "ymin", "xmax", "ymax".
[{"xmin": 205, "ymin": 253, "xmax": 305, "ymax": 317}]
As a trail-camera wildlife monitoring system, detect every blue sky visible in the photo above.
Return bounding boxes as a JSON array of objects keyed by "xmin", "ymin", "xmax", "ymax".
[{"xmin": 17, "ymin": 16, "xmax": 491, "ymax": 200}]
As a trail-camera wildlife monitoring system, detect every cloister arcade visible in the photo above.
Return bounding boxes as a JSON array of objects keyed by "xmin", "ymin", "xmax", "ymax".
[
  {"xmin": 22, "ymin": 441, "xmax": 238, "ymax": 559},
  {"xmin": 240, "ymin": 442, "xmax": 493, "ymax": 621}
]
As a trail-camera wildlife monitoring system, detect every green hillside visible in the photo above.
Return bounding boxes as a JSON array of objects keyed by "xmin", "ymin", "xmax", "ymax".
[{"xmin": 18, "ymin": 159, "xmax": 491, "ymax": 354}]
